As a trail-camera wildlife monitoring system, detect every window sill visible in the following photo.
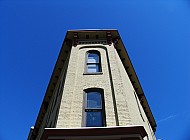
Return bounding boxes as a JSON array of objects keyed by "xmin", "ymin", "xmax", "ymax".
[{"xmin": 83, "ymin": 72, "xmax": 103, "ymax": 75}]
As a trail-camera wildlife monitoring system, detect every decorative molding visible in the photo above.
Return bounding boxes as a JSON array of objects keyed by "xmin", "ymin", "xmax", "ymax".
[
  {"xmin": 106, "ymin": 32, "xmax": 112, "ymax": 46},
  {"xmin": 73, "ymin": 32, "xmax": 78, "ymax": 47},
  {"xmin": 78, "ymin": 40, "xmax": 107, "ymax": 45},
  {"xmin": 113, "ymin": 36, "xmax": 120, "ymax": 46}
]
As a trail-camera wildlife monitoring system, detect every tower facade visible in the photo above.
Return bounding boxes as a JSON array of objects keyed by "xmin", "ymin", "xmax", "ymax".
[{"xmin": 28, "ymin": 30, "xmax": 157, "ymax": 140}]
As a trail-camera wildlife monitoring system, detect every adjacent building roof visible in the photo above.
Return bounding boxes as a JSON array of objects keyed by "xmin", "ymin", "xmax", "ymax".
[{"xmin": 41, "ymin": 126, "xmax": 147, "ymax": 140}]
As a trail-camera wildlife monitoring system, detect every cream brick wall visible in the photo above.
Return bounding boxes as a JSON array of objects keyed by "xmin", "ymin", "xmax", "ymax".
[
  {"xmin": 108, "ymin": 44, "xmax": 156, "ymax": 140},
  {"xmin": 55, "ymin": 43, "xmax": 155, "ymax": 140},
  {"xmin": 56, "ymin": 44, "xmax": 116, "ymax": 127}
]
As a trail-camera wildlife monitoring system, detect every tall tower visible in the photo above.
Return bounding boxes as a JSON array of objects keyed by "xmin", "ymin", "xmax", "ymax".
[{"xmin": 28, "ymin": 30, "xmax": 157, "ymax": 140}]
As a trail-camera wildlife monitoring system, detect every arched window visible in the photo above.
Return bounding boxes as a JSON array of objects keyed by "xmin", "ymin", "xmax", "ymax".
[
  {"xmin": 84, "ymin": 88, "xmax": 105, "ymax": 127},
  {"xmin": 86, "ymin": 51, "xmax": 101, "ymax": 73}
]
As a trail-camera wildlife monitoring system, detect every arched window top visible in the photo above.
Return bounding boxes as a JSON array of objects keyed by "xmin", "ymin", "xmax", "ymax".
[
  {"xmin": 86, "ymin": 50, "xmax": 101, "ymax": 73},
  {"xmin": 87, "ymin": 50, "xmax": 100, "ymax": 54}
]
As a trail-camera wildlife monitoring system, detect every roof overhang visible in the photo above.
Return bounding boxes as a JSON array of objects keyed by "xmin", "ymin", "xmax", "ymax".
[{"xmin": 41, "ymin": 126, "xmax": 147, "ymax": 140}]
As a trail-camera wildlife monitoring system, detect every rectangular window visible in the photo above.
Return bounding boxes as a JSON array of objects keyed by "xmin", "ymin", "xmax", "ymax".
[
  {"xmin": 84, "ymin": 89, "xmax": 105, "ymax": 127},
  {"xmin": 86, "ymin": 51, "xmax": 101, "ymax": 73}
]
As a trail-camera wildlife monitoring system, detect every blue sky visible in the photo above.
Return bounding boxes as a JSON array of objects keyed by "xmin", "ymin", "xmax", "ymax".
[{"xmin": 0, "ymin": 0, "xmax": 190, "ymax": 140}]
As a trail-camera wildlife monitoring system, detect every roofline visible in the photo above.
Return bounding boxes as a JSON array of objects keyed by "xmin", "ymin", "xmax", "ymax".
[{"xmin": 68, "ymin": 29, "xmax": 118, "ymax": 32}]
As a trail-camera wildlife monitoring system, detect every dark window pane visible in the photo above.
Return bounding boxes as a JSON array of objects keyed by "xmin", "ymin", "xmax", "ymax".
[
  {"xmin": 86, "ymin": 111, "xmax": 102, "ymax": 127},
  {"xmin": 87, "ymin": 92, "xmax": 101, "ymax": 108},
  {"xmin": 88, "ymin": 53, "xmax": 99, "ymax": 63}
]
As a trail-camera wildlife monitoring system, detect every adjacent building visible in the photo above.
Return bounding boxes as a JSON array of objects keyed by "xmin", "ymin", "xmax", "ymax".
[{"xmin": 28, "ymin": 29, "xmax": 157, "ymax": 140}]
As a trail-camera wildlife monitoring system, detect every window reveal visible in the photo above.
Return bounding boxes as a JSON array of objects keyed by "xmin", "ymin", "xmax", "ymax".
[
  {"xmin": 84, "ymin": 89, "xmax": 105, "ymax": 127},
  {"xmin": 86, "ymin": 51, "xmax": 101, "ymax": 73}
]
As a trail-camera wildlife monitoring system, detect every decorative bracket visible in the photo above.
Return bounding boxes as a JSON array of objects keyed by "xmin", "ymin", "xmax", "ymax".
[
  {"xmin": 106, "ymin": 32, "xmax": 112, "ymax": 46},
  {"xmin": 113, "ymin": 36, "xmax": 120, "ymax": 46},
  {"xmin": 73, "ymin": 32, "xmax": 78, "ymax": 47}
]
